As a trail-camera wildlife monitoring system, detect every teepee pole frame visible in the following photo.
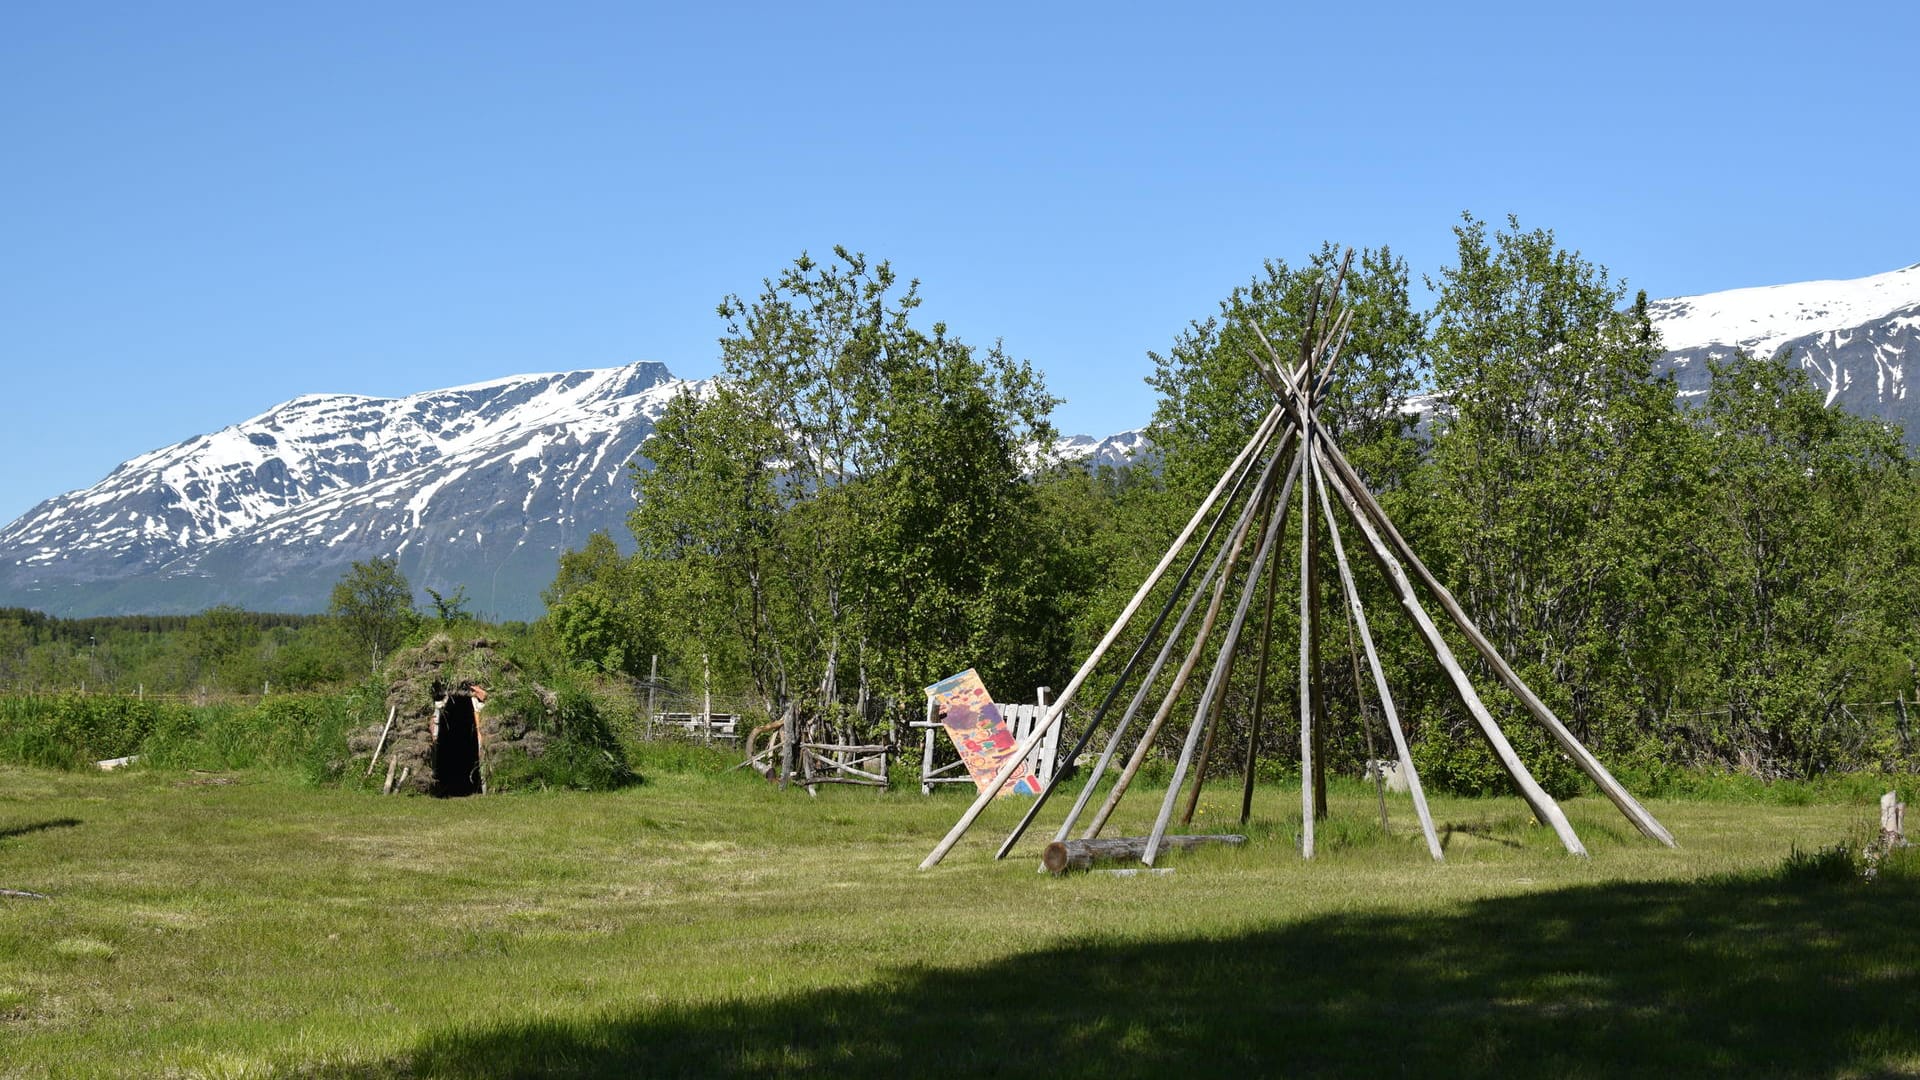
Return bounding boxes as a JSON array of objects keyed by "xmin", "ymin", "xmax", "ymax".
[
  {"xmin": 923, "ymin": 251, "xmax": 1671, "ymax": 870},
  {"xmin": 920, "ymin": 405, "xmax": 1287, "ymax": 869}
]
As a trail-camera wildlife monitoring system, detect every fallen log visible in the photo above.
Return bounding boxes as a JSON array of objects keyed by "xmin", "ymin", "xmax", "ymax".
[{"xmin": 1043, "ymin": 834, "xmax": 1245, "ymax": 874}]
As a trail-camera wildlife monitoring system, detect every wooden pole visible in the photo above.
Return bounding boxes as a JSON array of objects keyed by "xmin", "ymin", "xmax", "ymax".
[
  {"xmin": 1246, "ymin": 339, "xmax": 1611, "ymax": 854},
  {"xmin": 1240, "ymin": 489, "xmax": 1283, "ymax": 826},
  {"xmin": 1298, "ymin": 437, "xmax": 1319, "ymax": 857},
  {"xmin": 920, "ymin": 405, "xmax": 1287, "ymax": 869},
  {"xmin": 999, "ymin": 422, "xmax": 1296, "ymax": 859},
  {"xmin": 1312, "ymin": 454, "xmax": 1442, "ymax": 861},
  {"xmin": 1177, "ymin": 473, "xmax": 1284, "ymax": 826},
  {"xmin": 1305, "ymin": 446, "xmax": 1328, "ymax": 822},
  {"xmin": 646, "ymin": 654, "xmax": 658, "ymax": 741},
  {"xmin": 1085, "ymin": 447, "xmax": 1286, "ymax": 840},
  {"xmin": 1049, "ymin": 482, "xmax": 1253, "ymax": 843},
  {"xmin": 365, "ymin": 705, "xmax": 398, "ymax": 778},
  {"xmin": 1146, "ymin": 450, "xmax": 1294, "ymax": 865},
  {"xmin": 1317, "ymin": 452, "xmax": 1586, "ymax": 856},
  {"xmin": 779, "ymin": 701, "xmax": 796, "ymax": 789},
  {"xmin": 1342, "ymin": 579, "xmax": 1390, "ymax": 833}
]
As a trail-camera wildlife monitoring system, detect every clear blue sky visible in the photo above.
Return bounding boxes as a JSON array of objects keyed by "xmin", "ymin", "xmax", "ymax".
[{"xmin": 4, "ymin": 1, "xmax": 1917, "ymax": 526}]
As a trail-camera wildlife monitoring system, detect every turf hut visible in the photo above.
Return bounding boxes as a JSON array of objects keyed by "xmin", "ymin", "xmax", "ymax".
[{"xmin": 351, "ymin": 635, "xmax": 559, "ymax": 796}]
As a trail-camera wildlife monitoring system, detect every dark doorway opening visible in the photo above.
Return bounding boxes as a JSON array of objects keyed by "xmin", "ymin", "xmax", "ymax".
[{"xmin": 435, "ymin": 694, "xmax": 481, "ymax": 797}]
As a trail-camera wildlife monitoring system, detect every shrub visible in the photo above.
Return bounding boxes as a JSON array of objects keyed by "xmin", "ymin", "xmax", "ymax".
[{"xmin": 1411, "ymin": 714, "xmax": 1584, "ymax": 799}]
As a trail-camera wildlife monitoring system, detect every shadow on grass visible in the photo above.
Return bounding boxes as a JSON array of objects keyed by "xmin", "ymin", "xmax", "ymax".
[
  {"xmin": 0, "ymin": 817, "xmax": 80, "ymax": 841},
  {"xmin": 309, "ymin": 868, "xmax": 1920, "ymax": 1079}
]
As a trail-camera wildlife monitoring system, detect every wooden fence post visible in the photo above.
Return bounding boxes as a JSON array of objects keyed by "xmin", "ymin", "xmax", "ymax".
[{"xmin": 646, "ymin": 654, "xmax": 658, "ymax": 742}]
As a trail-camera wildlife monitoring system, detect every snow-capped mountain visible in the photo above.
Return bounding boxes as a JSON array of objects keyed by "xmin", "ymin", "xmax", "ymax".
[
  {"xmin": 0, "ymin": 362, "xmax": 1151, "ymax": 619},
  {"xmin": 0, "ymin": 362, "xmax": 694, "ymax": 619},
  {"xmin": 1050, "ymin": 429, "xmax": 1151, "ymax": 470},
  {"xmin": 1650, "ymin": 263, "xmax": 1920, "ymax": 426}
]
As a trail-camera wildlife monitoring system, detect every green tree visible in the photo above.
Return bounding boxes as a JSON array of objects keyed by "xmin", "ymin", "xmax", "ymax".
[
  {"xmin": 186, "ymin": 605, "xmax": 264, "ymax": 692},
  {"xmin": 545, "ymin": 532, "xmax": 660, "ymax": 680},
  {"xmin": 1672, "ymin": 351, "xmax": 1920, "ymax": 775},
  {"xmin": 624, "ymin": 247, "xmax": 1064, "ymax": 723},
  {"xmin": 1146, "ymin": 243, "xmax": 1428, "ymax": 501},
  {"xmin": 329, "ymin": 557, "xmax": 418, "ymax": 674},
  {"xmin": 1421, "ymin": 213, "xmax": 1690, "ymax": 761}
]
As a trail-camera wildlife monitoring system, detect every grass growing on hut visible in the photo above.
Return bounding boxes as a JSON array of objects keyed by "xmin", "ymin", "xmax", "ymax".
[{"xmin": 0, "ymin": 762, "xmax": 1916, "ymax": 1077}]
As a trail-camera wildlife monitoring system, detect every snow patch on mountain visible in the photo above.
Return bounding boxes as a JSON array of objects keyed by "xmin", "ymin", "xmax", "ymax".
[{"xmin": 1649, "ymin": 263, "xmax": 1920, "ymax": 358}]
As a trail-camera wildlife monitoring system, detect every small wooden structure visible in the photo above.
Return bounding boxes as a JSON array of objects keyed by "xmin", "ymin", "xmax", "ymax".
[
  {"xmin": 739, "ymin": 703, "xmax": 891, "ymax": 794},
  {"xmin": 653, "ymin": 712, "xmax": 742, "ymax": 743},
  {"xmin": 921, "ymin": 255, "xmax": 1675, "ymax": 871},
  {"xmin": 915, "ymin": 687, "xmax": 1061, "ymax": 795}
]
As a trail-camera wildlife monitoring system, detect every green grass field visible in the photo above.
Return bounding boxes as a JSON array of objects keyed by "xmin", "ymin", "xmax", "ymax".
[{"xmin": 1, "ymin": 757, "xmax": 1916, "ymax": 1078}]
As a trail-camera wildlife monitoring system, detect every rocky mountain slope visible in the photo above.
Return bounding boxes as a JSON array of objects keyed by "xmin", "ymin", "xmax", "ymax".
[{"xmin": 0, "ymin": 363, "xmax": 689, "ymax": 618}]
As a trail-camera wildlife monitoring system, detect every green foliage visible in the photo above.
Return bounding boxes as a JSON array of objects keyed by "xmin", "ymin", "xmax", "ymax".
[
  {"xmin": 1146, "ymin": 243, "xmax": 1428, "ymax": 501},
  {"xmin": 0, "ymin": 694, "xmax": 169, "ymax": 769},
  {"xmin": 1667, "ymin": 352, "xmax": 1919, "ymax": 776},
  {"xmin": 615, "ymin": 247, "xmax": 1074, "ymax": 725},
  {"xmin": 424, "ymin": 586, "xmax": 472, "ymax": 627},
  {"xmin": 1423, "ymin": 213, "xmax": 1690, "ymax": 747},
  {"xmin": 329, "ymin": 557, "xmax": 421, "ymax": 673},
  {"xmin": 1410, "ymin": 720, "xmax": 1585, "ymax": 800},
  {"xmin": 546, "ymin": 532, "xmax": 659, "ymax": 680},
  {"xmin": 485, "ymin": 683, "xmax": 637, "ymax": 792}
]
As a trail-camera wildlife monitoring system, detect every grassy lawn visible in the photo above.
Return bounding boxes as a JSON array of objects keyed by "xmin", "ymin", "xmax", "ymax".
[{"xmin": 1, "ymin": 759, "xmax": 1916, "ymax": 1078}]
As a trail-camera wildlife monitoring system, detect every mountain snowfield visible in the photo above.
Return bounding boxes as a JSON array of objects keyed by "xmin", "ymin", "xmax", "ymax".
[
  {"xmin": 3, "ymin": 262, "xmax": 1917, "ymax": 618},
  {"xmin": 1650, "ymin": 262, "xmax": 1920, "ymax": 410}
]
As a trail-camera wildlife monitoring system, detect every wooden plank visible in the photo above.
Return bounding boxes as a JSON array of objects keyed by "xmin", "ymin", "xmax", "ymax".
[
  {"xmin": 1036, "ymin": 688, "xmax": 1058, "ymax": 783},
  {"xmin": 1044, "ymin": 834, "xmax": 1246, "ymax": 874},
  {"xmin": 920, "ymin": 405, "xmax": 1289, "ymax": 870},
  {"xmin": 920, "ymin": 695, "xmax": 936, "ymax": 795}
]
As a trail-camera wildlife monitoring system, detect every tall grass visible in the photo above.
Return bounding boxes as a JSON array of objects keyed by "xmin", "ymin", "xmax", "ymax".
[{"xmin": 0, "ymin": 686, "xmax": 381, "ymax": 783}]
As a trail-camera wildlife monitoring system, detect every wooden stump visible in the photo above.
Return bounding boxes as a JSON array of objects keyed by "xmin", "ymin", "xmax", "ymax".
[{"xmin": 1042, "ymin": 834, "xmax": 1245, "ymax": 874}]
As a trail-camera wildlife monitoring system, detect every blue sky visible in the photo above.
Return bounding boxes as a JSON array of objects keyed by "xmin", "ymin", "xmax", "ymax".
[{"xmin": 4, "ymin": 1, "xmax": 1917, "ymax": 526}]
